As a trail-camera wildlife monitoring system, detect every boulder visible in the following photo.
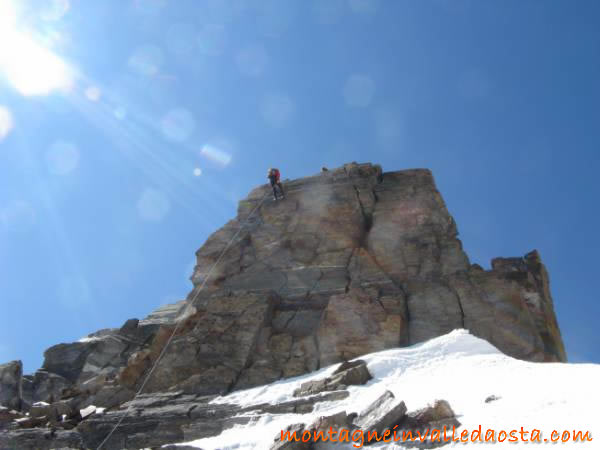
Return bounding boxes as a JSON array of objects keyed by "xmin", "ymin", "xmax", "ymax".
[
  {"xmin": 308, "ymin": 411, "xmax": 357, "ymax": 450},
  {"xmin": 401, "ymin": 400, "xmax": 459, "ymax": 430},
  {"xmin": 353, "ymin": 390, "xmax": 407, "ymax": 438},
  {"xmin": 399, "ymin": 400, "xmax": 460, "ymax": 449},
  {"xmin": 330, "ymin": 359, "xmax": 372, "ymax": 385},
  {"xmin": 0, "ymin": 360, "xmax": 22, "ymax": 410},
  {"xmin": 294, "ymin": 359, "xmax": 371, "ymax": 397}
]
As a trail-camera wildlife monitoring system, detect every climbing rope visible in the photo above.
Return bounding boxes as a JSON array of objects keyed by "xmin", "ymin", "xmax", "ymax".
[{"xmin": 96, "ymin": 191, "xmax": 270, "ymax": 450}]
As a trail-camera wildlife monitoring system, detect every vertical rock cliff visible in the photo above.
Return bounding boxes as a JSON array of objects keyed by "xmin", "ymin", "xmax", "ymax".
[
  {"xmin": 0, "ymin": 162, "xmax": 566, "ymax": 448},
  {"xmin": 172, "ymin": 162, "xmax": 564, "ymax": 397}
]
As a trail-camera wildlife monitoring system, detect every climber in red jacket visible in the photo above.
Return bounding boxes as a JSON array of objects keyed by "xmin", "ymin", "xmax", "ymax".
[{"xmin": 267, "ymin": 167, "xmax": 285, "ymax": 200}]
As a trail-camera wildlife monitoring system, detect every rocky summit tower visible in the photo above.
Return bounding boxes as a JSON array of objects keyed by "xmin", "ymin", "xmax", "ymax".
[{"xmin": 0, "ymin": 162, "xmax": 566, "ymax": 449}]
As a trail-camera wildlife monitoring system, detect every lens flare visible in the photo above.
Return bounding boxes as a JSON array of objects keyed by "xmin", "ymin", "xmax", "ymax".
[
  {"xmin": 160, "ymin": 108, "xmax": 196, "ymax": 142},
  {"xmin": 197, "ymin": 24, "xmax": 227, "ymax": 56},
  {"xmin": 235, "ymin": 44, "xmax": 268, "ymax": 77},
  {"xmin": 166, "ymin": 23, "xmax": 196, "ymax": 55},
  {"xmin": 343, "ymin": 74, "xmax": 375, "ymax": 107},
  {"xmin": 0, "ymin": 106, "xmax": 14, "ymax": 140},
  {"xmin": 137, "ymin": 188, "xmax": 170, "ymax": 221},
  {"xmin": 0, "ymin": 33, "xmax": 73, "ymax": 96},
  {"xmin": 114, "ymin": 106, "xmax": 127, "ymax": 120},
  {"xmin": 200, "ymin": 144, "xmax": 232, "ymax": 167},
  {"xmin": 0, "ymin": 1, "xmax": 73, "ymax": 96},
  {"xmin": 46, "ymin": 140, "xmax": 80, "ymax": 175},
  {"xmin": 57, "ymin": 276, "xmax": 92, "ymax": 308},
  {"xmin": 128, "ymin": 45, "xmax": 164, "ymax": 76},
  {"xmin": 40, "ymin": 0, "xmax": 71, "ymax": 22},
  {"xmin": 0, "ymin": 200, "xmax": 36, "ymax": 232},
  {"xmin": 85, "ymin": 86, "xmax": 102, "ymax": 101},
  {"xmin": 260, "ymin": 93, "xmax": 294, "ymax": 128}
]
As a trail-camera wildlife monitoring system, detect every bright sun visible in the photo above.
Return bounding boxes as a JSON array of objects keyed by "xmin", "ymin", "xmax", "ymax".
[{"xmin": 0, "ymin": 1, "xmax": 73, "ymax": 96}]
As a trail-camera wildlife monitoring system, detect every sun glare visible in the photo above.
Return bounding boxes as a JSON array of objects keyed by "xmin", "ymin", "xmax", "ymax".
[{"xmin": 0, "ymin": 0, "xmax": 73, "ymax": 96}]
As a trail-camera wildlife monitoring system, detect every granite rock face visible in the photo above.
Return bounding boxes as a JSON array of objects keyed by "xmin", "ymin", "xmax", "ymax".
[
  {"xmin": 7, "ymin": 164, "xmax": 566, "ymax": 401},
  {"xmin": 0, "ymin": 163, "xmax": 566, "ymax": 448},
  {"xmin": 104, "ymin": 162, "xmax": 561, "ymax": 396},
  {"xmin": 184, "ymin": 162, "xmax": 565, "ymax": 384}
]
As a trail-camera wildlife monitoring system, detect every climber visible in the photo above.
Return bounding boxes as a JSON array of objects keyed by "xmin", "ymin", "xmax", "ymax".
[{"xmin": 267, "ymin": 167, "xmax": 285, "ymax": 200}]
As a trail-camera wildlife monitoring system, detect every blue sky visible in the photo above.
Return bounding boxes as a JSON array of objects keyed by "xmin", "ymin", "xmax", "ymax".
[{"xmin": 0, "ymin": 0, "xmax": 598, "ymax": 373}]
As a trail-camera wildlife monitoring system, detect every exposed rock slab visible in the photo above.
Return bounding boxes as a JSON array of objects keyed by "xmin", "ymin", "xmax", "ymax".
[
  {"xmin": 74, "ymin": 390, "xmax": 348, "ymax": 449},
  {"xmin": 353, "ymin": 390, "xmax": 407, "ymax": 436},
  {"xmin": 294, "ymin": 359, "xmax": 371, "ymax": 397},
  {"xmin": 1, "ymin": 388, "xmax": 352, "ymax": 450},
  {"xmin": 0, "ymin": 428, "xmax": 83, "ymax": 450},
  {"xmin": 399, "ymin": 400, "xmax": 460, "ymax": 449}
]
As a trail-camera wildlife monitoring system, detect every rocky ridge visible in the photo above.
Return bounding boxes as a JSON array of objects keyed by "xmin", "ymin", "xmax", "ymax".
[{"xmin": 0, "ymin": 162, "xmax": 566, "ymax": 449}]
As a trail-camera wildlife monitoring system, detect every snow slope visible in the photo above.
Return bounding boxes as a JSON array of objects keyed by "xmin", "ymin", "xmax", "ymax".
[{"xmin": 169, "ymin": 330, "xmax": 598, "ymax": 449}]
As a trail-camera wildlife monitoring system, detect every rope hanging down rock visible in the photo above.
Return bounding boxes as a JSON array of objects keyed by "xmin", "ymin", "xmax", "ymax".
[{"xmin": 96, "ymin": 191, "xmax": 270, "ymax": 450}]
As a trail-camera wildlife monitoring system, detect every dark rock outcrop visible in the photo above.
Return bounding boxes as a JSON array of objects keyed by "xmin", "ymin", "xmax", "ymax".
[
  {"xmin": 266, "ymin": 395, "xmax": 461, "ymax": 450},
  {"xmin": 399, "ymin": 400, "xmax": 460, "ymax": 449},
  {"xmin": 309, "ymin": 411, "xmax": 357, "ymax": 449},
  {"xmin": 22, "ymin": 370, "xmax": 70, "ymax": 409},
  {"xmin": 0, "ymin": 428, "xmax": 84, "ymax": 450},
  {"xmin": 0, "ymin": 360, "xmax": 22, "ymax": 411},
  {"xmin": 294, "ymin": 360, "xmax": 371, "ymax": 397},
  {"xmin": 0, "ymin": 389, "xmax": 349, "ymax": 449},
  {"xmin": 401, "ymin": 399, "xmax": 460, "ymax": 432},
  {"xmin": 0, "ymin": 162, "xmax": 567, "ymax": 449},
  {"xmin": 353, "ymin": 390, "xmax": 407, "ymax": 437},
  {"xmin": 144, "ymin": 162, "xmax": 562, "ymax": 400}
]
